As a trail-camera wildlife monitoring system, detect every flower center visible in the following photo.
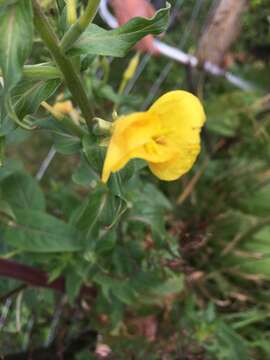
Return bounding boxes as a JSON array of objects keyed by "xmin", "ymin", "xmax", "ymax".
[
  {"xmin": 152, "ymin": 127, "xmax": 171, "ymax": 146},
  {"xmin": 154, "ymin": 135, "xmax": 166, "ymax": 145}
]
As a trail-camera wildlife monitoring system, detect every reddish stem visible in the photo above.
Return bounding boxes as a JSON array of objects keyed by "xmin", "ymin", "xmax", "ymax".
[
  {"xmin": 0, "ymin": 258, "xmax": 65, "ymax": 293},
  {"xmin": 0, "ymin": 259, "xmax": 97, "ymax": 300}
]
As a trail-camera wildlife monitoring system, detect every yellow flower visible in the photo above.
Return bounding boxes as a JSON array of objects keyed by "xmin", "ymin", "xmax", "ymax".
[{"xmin": 101, "ymin": 90, "xmax": 206, "ymax": 183}]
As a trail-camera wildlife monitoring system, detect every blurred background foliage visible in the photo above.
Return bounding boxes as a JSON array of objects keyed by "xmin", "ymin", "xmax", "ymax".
[{"xmin": 1, "ymin": 0, "xmax": 270, "ymax": 359}]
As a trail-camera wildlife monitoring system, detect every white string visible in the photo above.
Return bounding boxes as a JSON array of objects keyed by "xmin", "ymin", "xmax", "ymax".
[
  {"xmin": 99, "ymin": 0, "xmax": 118, "ymax": 28},
  {"xmin": 155, "ymin": 40, "xmax": 255, "ymax": 89},
  {"xmin": 36, "ymin": 146, "xmax": 56, "ymax": 181}
]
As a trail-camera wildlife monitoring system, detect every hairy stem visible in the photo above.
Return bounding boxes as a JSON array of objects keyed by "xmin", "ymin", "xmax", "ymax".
[
  {"xmin": 32, "ymin": 0, "xmax": 93, "ymax": 128},
  {"xmin": 60, "ymin": 0, "xmax": 101, "ymax": 50}
]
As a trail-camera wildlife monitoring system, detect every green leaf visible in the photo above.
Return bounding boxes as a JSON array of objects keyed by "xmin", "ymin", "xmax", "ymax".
[
  {"xmin": 4, "ymin": 209, "xmax": 82, "ymax": 252},
  {"xmin": 53, "ymin": 131, "xmax": 81, "ymax": 155},
  {"xmin": 0, "ymin": 0, "xmax": 33, "ymax": 90},
  {"xmin": 237, "ymin": 226, "xmax": 270, "ymax": 278},
  {"xmin": 95, "ymin": 230, "xmax": 117, "ymax": 255},
  {"xmin": 206, "ymin": 91, "xmax": 258, "ymax": 137},
  {"xmin": 0, "ymin": 159, "xmax": 23, "ymax": 181},
  {"xmin": 72, "ymin": 186, "xmax": 109, "ymax": 238},
  {"xmin": 48, "ymin": 185, "xmax": 81, "ymax": 219},
  {"xmin": 82, "ymin": 134, "xmax": 105, "ymax": 176},
  {"xmin": 12, "ymin": 79, "xmax": 61, "ymax": 119},
  {"xmin": 127, "ymin": 182, "xmax": 172, "ymax": 243},
  {"xmin": 68, "ymin": 3, "xmax": 170, "ymax": 57},
  {"xmin": 72, "ymin": 155, "xmax": 99, "ymax": 186},
  {"xmin": 0, "ymin": 1, "xmax": 19, "ymax": 10},
  {"xmin": 0, "ymin": 79, "xmax": 60, "ymax": 136},
  {"xmin": 0, "ymin": 200, "xmax": 16, "ymax": 220},
  {"xmin": 72, "ymin": 184, "xmax": 125, "ymax": 245},
  {"xmin": 66, "ymin": 270, "xmax": 84, "ymax": 303},
  {"xmin": 216, "ymin": 323, "xmax": 250, "ymax": 360},
  {"xmin": 149, "ymin": 274, "xmax": 184, "ymax": 297},
  {"xmin": 237, "ymin": 183, "xmax": 270, "ymax": 217},
  {"xmin": 94, "ymin": 273, "xmax": 138, "ymax": 304},
  {"xmin": 0, "ymin": 172, "xmax": 45, "ymax": 210},
  {"xmin": 131, "ymin": 271, "xmax": 183, "ymax": 304},
  {"xmin": 34, "ymin": 117, "xmax": 82, "ymax": 155}
]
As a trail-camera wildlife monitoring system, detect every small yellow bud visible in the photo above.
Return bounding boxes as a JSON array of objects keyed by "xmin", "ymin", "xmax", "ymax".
[
  {"xmin": 66, "ymin": 0, "xmax": 77, "ymax": 25},
  {"xmin": 123, "ymin": 53, "xmax": 140, "ymax": 81},
  {"xmin": 41, "ymin": 100, "xmax": 74, "ymax": 120},
  {"xmin": 117, "ymin": 53, "xmax": 140, "ymax": 96},
  {"xmin": 53, "ymin": 101, "xmax": 74, "ymax": 115}
]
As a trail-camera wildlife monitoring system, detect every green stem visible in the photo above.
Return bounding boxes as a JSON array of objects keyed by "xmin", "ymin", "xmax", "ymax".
[
  {"xmin": 60, "ymin": 116, "xmax": 87, "ymax": 138},
  {"xmin": 32, "ymin": 0, "xmax": 93, "ymax": 128},
  {"xmin": 1, "ymin": 64, "xmax": 60, "ymax": 81},
  {"xmin": 60, "ymin": 0, "xmax": 101, "ymax": 51},
  {"xmin": 22, "ymin": 64, "xmax": 61, "ymax": 80}
]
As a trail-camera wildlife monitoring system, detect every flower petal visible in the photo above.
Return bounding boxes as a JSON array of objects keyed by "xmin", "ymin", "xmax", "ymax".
[
  {"xmin": 102, "ymin": 112, "xmax": 162, "ymax": 182},
  {"xmin": 147, "ymin": 90, "xmax": 205, "ymax": 181},
  {"xmin": 149, "ymin": 90, "xmax": 205, "ymax": 146},
  {"xmin": 148, "ymin": 142, "xmax": 201, "ymax": 181}
]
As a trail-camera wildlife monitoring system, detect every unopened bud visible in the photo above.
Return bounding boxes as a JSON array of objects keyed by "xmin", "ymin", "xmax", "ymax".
[
  {"xmin": 123, "ymin": 52, "xmax": 140, "ymax": 81},
  {"xmin": 66, "ymin": 0, "xmax": 77, "ymax": 25},
  {"xmin": 93, "ymin": 117, "xmax": 112, "ymax": 135},
  {"xmin": 41, "ymin": 100, "xmax": 74, "ymax": 120},
  {"xmin": 53, "ymin": 100, "xmax": 74, "ymax": 114}
]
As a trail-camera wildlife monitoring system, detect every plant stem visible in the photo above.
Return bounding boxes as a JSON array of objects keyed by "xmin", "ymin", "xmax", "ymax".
[
  {"xmin": 0, "ymin": 258, "xmax": 65, "ymax": 292},
  {"xmin": 32, "ymin": 0, "xmax": 93, "ymax": 128},
  {"xmin": 0, "ymin": 258, "xmax": 97, "ymax": 297},
  {"xmin": 23, "ymin": 64, "xmax": 61, "ymax": 80},
  {"xmin": 0, "ymin": 64, "xmax": 61, "ymax": 81},
  {"xmin": 61, "ymin": 115, "xmax": 88, "ymax": 138},
  {"xmin": 60, "ymin": 0, "xmax": 101, "ymax": 51}
]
